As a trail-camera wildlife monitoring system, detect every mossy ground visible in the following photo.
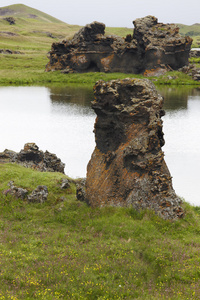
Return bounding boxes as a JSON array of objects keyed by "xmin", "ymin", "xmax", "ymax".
[{"xmin": 0, "ymin": 163, "xmax": 200, "ymax": 299}]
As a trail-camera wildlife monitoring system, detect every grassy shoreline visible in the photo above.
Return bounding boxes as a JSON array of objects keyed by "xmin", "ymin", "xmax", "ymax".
[
  {"xmin": 0, "ymin": 12, "xmax": 199, "ymax": 87},
  {"xmin": 0, "ymin": 162, "xmax": 200, "ymax": 299},
  {"xmin": 0, "ymin": 50, "xmax": 199, "ymax": 87}
]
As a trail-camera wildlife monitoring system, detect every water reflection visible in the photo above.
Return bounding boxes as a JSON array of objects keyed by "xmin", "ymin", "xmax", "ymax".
[
  {"xmin": 49, "ymin": 85, "xmax": 93, "ymax": 107},
  {"xmin": 0, "ymin": 85, "xmax": 200, "ymax": 206},
  {"xmin": 157, "ymin": 86, "xmax": 200, "ymax": 206}
]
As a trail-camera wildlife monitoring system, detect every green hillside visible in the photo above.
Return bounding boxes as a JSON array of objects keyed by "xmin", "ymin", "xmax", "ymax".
[
  {"xmin": 0, "ymin": 4, "xmax": 134, "ymax": 85},
  {"xmin": 178, "ymin": 23, "xmax": 200, "ymax": 36},
  {"xmin": 0, "ymin": 3, "xmax": 64, "ymax": 24},
  {"xmin": 0, "ymin": 4, "xmax": 82, "ymax": 42},
  {"xmin": 178, "ymin": 23, "xmax": 200, "ymax": 47}
]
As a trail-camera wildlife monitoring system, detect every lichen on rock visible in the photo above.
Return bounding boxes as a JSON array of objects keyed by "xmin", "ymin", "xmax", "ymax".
[{"xmin": 85, "ymin": 78, "xmax": 184, "ymax": 220}]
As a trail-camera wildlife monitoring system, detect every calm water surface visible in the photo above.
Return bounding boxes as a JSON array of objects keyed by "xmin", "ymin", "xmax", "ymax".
[{"xmin": 0, "ymin": 85, "xmax": 200, "ymax": 206}]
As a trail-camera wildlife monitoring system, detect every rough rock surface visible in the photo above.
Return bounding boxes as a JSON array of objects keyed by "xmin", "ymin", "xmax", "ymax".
[
  {"xmin": 76, "ymin": 178, "xmax": 87, "ymax": 203},
  {"xmin": 4, "ymin": 181, "xmax": 28, "ymax": 199},
  {"xmin": 0, "ymin": 143, "xmax": 65, "ymax": 173},
  {"xmin": 28, "ymin": 185, "xmax": 48, "ymax": 203},
  {"xmin": 3, "ymin": 17, "xmax": 15, "ymax": 25},
  {"xmin": 179, "ymin": 64, "xmax": 200, "ymax": 81},
  {"xmin": 85, "ymin": 78, "xmax": 184, "ymax": 220},
  {"xmin": 46, "ymin": 16, "xmax": 192, "ymax": 74},
  {"xmin": 0, "ymin": 49, "xmax": 23, "ymax": 55},
  {"xmin": 190, "ymin": 49, "xmax": 200, "ymax": 58},
  {"xmin": 60, "ymin": 178, "xmax": 70, "ymax": 189}
]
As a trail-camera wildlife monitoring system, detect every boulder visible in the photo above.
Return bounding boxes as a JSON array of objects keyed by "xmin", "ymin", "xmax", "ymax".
[
  {"xmin": 0, "ymin": 149, "xmax": 17, "ymax": 162},
  {"xmin": 179, "ymin": 64, "xmax": 200, "ymax": 81},
  {"xmin": 60, "ymin": 178, "xmax": 70, "ymax": 189},
  {"xmin": 76, "ymin": 178, "xmax": 87, "ymax": 203},
  {"xmin": 3, "ymin": 17, "xmax": 15, "ymax": 25},
  {"xmin": 4, "ymin": 181, "xmax": 28, "ymax": 199},
  {"xmin": 28, "ymin": 185, "xmax": 48, "ymax": 203},
  {"xmin": 190, "ymin": 49, "xmax": 200, "ymax": 58},
  {"xmin": 0, "ymin": 143, "xmax": 65, "ymax": 173},
  {"xmin": 85, "ymin": 78, "xmax": 184, "ymax": 220},
  {"xmin": 46, "ymin": 16, "xmax": 192, "ymax": 74}
]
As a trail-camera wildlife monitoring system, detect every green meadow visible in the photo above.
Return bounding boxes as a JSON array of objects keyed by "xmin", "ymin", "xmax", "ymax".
[{"xmin": 0, "ymin": 163, "xmax": 200, "ymax": 299}]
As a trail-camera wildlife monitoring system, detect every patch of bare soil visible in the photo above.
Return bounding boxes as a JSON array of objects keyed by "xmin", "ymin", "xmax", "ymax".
[
  {"xmin": 0, "ymin": 9, "xmax": 14, "ymax": 16},
  {"xmin": 0, "ymin": 31, "xmax": 19, "ymax": 36}
]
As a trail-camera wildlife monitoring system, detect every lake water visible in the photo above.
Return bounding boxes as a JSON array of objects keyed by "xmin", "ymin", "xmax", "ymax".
[{"xmin": 0, "ymin": 85, "xmax": 200, "ymax": 206}]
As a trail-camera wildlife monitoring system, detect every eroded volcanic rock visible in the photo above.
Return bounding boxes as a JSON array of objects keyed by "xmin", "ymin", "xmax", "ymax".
[
  {"xmin": 0, "ymin": 143, "xmax": 65, "ymax": 173},
  {"xmin": 85, "ymin": 78, "xmax": 184, "ymax": 220},
  {"xmin": 46, "ymin": 16, "xmax": 192, "ymax": 74}
]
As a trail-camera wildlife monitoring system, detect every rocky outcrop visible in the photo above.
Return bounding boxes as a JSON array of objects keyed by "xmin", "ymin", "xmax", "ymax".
[
  {"xmin": 0, "ymin": 143, "xmax": 65, "ymax": 173},
  {"xmin": 0, "ymin": 49, "xmax": 23, "ymax": 55},
  {"xmin": 179, "ymin": 64, "xmax": 200, "ymax": 81},
  {"xmin": 3, "ymin": 17, "xmax": 15, "ymax": 25},
  {"xmin": 46, "ymin": 16, "xmax": 192, "ymax": 74},
  {"xmin": 76, "ymin": 178, "xmax": 87, "ymax": 204},
  {"xmin": 85, "ymin": 78, "xmax": 184, "ymax": 220},
  {"xmin": 28, "ymin": 185, "xmax": 48, "ymax": 203},
  {"xmin": 190, "ymin": 49, "xmax": 200, "ymax": 58},
  {"xmin": 4, "ymin": 181, "xmax": 28, "ymax": 199}
]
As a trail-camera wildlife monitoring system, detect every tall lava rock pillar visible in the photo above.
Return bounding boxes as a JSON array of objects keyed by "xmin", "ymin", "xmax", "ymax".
[{"xmin": 85, "ymin": 78, "xmax": 184, "ymax": 220}]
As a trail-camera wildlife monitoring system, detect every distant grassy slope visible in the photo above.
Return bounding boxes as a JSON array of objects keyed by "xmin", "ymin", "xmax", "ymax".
[
  {"xmin": 178, "ymin": 23, "xmax": 200, "ymax": 47},
  {"xmin": 178, "ymin": 23, "xmax": 200, "ymax": 36},
  {"xmin": 0, "ymin": 4, "xmax": 134, "ymax": 85},
  {"xmin": 105, "ymin": 27, "xmax": 132, "ymax": 37},
  {"xmin": 0, "ymin": 4, "xmax": 81, "ymax": 82},
  {"xmin": 0, "ymin": 3, "xmax": 64, "ymax": 23}
]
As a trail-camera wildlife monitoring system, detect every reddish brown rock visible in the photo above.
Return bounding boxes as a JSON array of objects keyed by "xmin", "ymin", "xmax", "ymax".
[
  {"xmin": 85, "ymin": 78, "xmax": 184, "ymax": 220},
  {"xmin": 46, "ymin": 16, "xmax": 192, "ymax": 74}
]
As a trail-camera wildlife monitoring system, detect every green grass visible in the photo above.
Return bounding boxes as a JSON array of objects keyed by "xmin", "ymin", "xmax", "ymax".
[
  {"xmin": 0, "ymin": 13, "xmax": 135, "ymax": 86},
  {"xmin": 178, "ymin": 23, "xmax": 200, "ymax": 48},
  {"xmin": 0, "ymin": 4, "xmax": 66, "ymax": 24},
  {"xmin": 0, "ymin": 163, "xmax": 200, "ymax": 299},
  {"xmin": 105, "ymin": 27, "xmax": 132, "ymax": 37}
]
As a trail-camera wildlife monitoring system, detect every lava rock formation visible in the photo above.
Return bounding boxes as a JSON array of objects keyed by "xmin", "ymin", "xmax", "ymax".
[
  {"xmin": 46, "ymin": 16, "xmax": 192, "ymax": 74},
  {"xmin": 85, "ymin": 78, "xmax": 184, "ymax": 220}
]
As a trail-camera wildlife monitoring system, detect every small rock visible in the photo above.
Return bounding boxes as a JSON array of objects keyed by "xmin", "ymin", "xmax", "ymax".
[
  {"xmin": 3, "ymin": 17, "xmax": 15, "ymax": 25},
  {"xmin": 61, "ymin": 178, "xmax": 70, "ymax": 189},
  {"xmin": 4, "ymin": 181, "xmax": 28, "ymax": 199},
  {"xmin": 76, "ymin": 178, "xmax": 87, "ymax": 204},
  {"xmin": 28, "ymin": 185, "xmax": 48, "ymax": 203}
]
